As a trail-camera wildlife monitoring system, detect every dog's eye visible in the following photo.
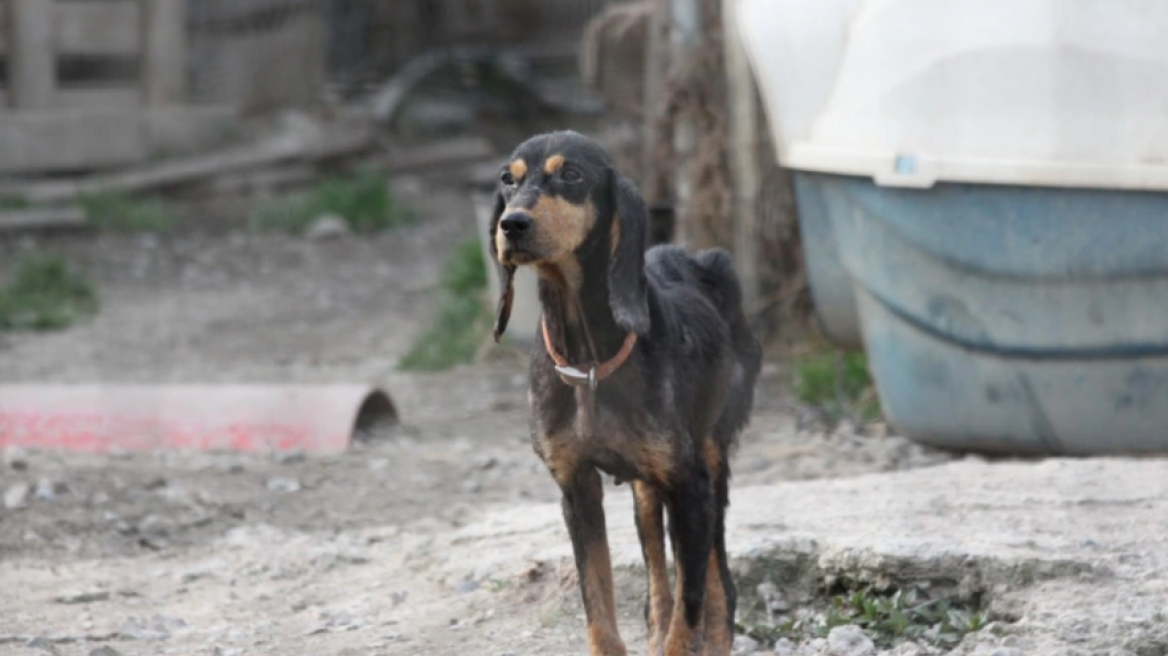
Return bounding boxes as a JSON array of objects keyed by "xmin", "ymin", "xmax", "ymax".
[
  {"xmin": 500, "ymin": 171, "xmax": 515, "ymax": 186},
  {"xmin": 561, "ymin": 167, "xmax": 583, "ymax": 183}
]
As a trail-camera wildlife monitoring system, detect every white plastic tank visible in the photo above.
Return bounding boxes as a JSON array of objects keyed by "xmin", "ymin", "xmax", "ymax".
[{"xmin": 735, "ymin": 0, "xmax": 1168, "ymax": 191}]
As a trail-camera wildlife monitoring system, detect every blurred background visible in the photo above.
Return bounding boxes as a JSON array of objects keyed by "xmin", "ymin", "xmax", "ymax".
[
  {"xmin": 2, "ymin": 2, "xmax": 1167, "ymax": 655},
  {"xmin": 0, "ymin": 0, "xmax": 807, "ymax": 382}
]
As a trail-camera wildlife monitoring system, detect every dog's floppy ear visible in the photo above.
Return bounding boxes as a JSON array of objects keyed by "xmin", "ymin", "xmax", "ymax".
[
  {"xmin": 608, "ymin": 172, "xmax": 651, "ymax": 336},
  {"xmin": 487, "ymin": 190, "xmax": 517, "ymax": 342}
]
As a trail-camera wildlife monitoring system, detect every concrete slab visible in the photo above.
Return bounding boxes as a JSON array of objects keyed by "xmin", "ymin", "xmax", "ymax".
[{"xmin": 0, "ymin": 458, "xmax": 1164, "ymax": 655}]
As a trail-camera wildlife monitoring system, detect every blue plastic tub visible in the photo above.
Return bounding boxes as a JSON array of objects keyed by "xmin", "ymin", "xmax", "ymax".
[{"xmin": 794, "ymin": 171, "xmax": 1168, "ymax": 455}]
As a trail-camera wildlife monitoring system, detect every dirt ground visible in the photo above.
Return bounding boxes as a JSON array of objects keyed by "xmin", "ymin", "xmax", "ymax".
[{"xmin": 0, "ymin": 174, "xmax": 963, "ymax": 656}]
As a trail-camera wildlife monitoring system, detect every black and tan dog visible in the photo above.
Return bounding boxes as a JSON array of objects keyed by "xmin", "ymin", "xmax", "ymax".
[{"xmin": 489, "ymin": 130, "xmax": 761, "ymax": 656}]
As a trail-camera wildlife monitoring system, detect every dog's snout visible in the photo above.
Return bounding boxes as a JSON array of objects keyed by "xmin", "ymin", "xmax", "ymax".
[{"xmin": 500, "ymin": 212, "xmax": 533, "ymax": 239}]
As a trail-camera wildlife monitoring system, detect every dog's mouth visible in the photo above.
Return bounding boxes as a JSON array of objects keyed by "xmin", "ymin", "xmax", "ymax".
[{"xmin": 499, "ymin": 247, "xmax": 539, "ymax": 266}]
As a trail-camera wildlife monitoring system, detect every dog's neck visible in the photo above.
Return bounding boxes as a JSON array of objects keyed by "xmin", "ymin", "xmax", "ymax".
[{"xmin": 536, "ymin": 254, "xmax": 628, "ymax": 366}]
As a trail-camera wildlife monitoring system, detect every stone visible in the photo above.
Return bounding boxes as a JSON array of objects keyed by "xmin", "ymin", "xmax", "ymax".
[
  {"xmin": 304, "ymin": 214, "xmax": 350, "ymax": 242},
  {"xmin": 4, "ymin": 483, "xmax": 30, "ymax": 509},
  {"xmin": 265, "ymin": 477, "xmax": 302, "ymax": 493},
  {"xmin": 3, "ymin": 448, "xmax": 29, "ymax": 471},
  {"xmin": 26, "ymin": 637, "xmax": 61, "ymax": 655},
  {"xmin": 53, "ymin": 589, "xmax": 110, "ymax": 605},
  {"xmin": 732, "ymin": 634, "xmax": 760, "ymax": 654},
  {"xmin": 827, "ymin": 625, "xmax": 876, "ymax": 656},
  {"xmin": 35, "ymin": 478, "xmax": 65, "ymax": 501}
]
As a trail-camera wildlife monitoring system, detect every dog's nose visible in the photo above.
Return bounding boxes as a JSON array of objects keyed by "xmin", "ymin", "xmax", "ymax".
[{"xmin": 500, "ymin": 212, "xmax": 533, "ymax": 239}]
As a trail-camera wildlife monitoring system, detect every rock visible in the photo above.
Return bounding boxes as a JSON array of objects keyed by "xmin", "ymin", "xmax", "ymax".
[
  {"xmin": 53, "ymin": 589, "xmax": 110, "ymax": 604},
  {"xmin": 879, "ymin": 644, "xmax": 925, "ymax": 656},
  {"xmin": 275, "ymin": 450, "xmax": 307, "ymax": 465},
  {"xmin": 3, "ymin": 448, "xmax": 29, "ymax": 471},
  {"xmin": 757, "ymin": 580, "xmax": 792, "ymax": 613},
  {"xmin": 181, "ymin": 568, "xmax": 214, "ymax": 584},
  {"xmin": 827, "ymin": 625, "xmax": 876, "ymax": 656},
  {"xmin": 305, "ymin": 214, "xmax": 350, "ymax": 241},
  {"xmin": 4, "ymin": 483, "xmax": 30, "ymax": 509},
  {"xmin": 732, "ymin": 634, "xmax": 760, "ymax": 654},
  {"xmin": 265, "ymin": 477, "xmax": 302, "ymax": 493},
  {"xmin": 89, "ymin": 648, "xmax": 123, "ymax": 656},
  {"xmin": 26, "ymin": 637, "xmax": 61, "ymax": 655},
  {"xmin": 773, "ymin": 638, "xmax": 798, "ymax": 656},
  {"xmin": 118, "ymin": 615, "xmax": 185, "ymax": 641},
  {"xmin": 35, "ymin": 478, "xmax": 65, "ymax": 500}
]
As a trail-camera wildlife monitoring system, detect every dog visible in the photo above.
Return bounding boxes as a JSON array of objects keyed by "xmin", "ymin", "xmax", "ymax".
[{"xmin": 489, "ymin": 130, "xmax": 761, "ymax": 656}]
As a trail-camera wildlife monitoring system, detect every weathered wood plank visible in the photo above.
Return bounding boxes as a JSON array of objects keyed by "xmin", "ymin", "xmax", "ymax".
[
  {"xmin": 0, "ymin": 207, "xmax": 88, "ymax": 232},
  {"xmin": 0, "ymin": 88, "xmax": 141, "ymax": 110},
  {"xmin": 3, "ymin": 121, "xmax": 374, "ymax": 202},
  {"xmin": 0, "ymin": 110, "xmax": 148, "ymax": 174},
  {"xmin": 141, "ymin": 0, "xmax": 187, "ymax": 105},
  {"xmin": 56, "ymin": 1, "xmax": 141, "ymax": 56},
  {"xmin": 0, "ymin": 105, "xmax": 239, "ymax": 176},
  {"xmin": 55, "ymin": 88, "xmax": 142, "ymax": 110},
  {"xmin": 8, "ymin": 0, "xmax": 56, "ymax": 109}
]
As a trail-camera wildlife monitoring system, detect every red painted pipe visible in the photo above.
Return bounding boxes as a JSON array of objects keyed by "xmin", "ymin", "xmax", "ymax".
[{"xmin": 0, "ymin": 385, "xmax": 397, "ymax": 454}]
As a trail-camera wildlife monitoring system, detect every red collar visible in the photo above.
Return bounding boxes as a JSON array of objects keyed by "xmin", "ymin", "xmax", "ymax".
[{"xmin": 541, "ymin": 316, "xmax": 637, "ymax": 390}]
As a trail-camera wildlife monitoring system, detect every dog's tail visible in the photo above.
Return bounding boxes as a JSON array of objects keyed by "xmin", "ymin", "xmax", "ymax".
[{"xmin": 692, "ymin": 248, "xmax": 746, "ymax": 327}]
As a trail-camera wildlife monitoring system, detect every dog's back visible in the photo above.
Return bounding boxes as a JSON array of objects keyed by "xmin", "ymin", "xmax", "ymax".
[{"xmin": 645, "ymin": 245, "xmax": 763, "ymax": 444}]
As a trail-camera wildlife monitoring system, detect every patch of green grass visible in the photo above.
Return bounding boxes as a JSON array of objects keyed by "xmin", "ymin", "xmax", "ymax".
[
  {"xmin": 0, "ymin": 194, "xmax": 30, "ymax": 210},
  {"xmin": 79, "ymin": 190, "xmax": 173, "ymax": 233},
  {"xmin": 738, "ymin": 585, "xmax": 992, "ymax": 650},
  {"xmin": 793, "ymin": 343, "xmax": 881, "ymax": 424},
  {"xmin": 398, "ymin": 239, "xmax": 492, "ymax": 371},
  {"xmin": 250, "ymin": 170, "xmax": 412, "ymax": 234},
  {"xmin": 0, "ymin": 254, "xmax": 99, "ymax": 331}
]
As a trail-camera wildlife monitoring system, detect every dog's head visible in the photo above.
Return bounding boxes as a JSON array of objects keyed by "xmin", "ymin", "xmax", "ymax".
[{"xmin": 489, "ymin": 130, "xmax": 650, "ymax": 341}]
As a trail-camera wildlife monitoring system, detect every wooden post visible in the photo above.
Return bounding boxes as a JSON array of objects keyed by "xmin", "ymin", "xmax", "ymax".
[
  {"xmin": 670, "ymin": 0, "xmax": 701, "ymax": 246},
  {"xmin": 640, "ymin": 0, "xmax": 669, "ymax": 206},
  {"xmin": 723, "ymin": 0, "xmax": 761, "ymax": 312},
  {"xmin": 8, "ymin": 0, "xmax": 56, "ymax": 110},
  {"xmin": 141, "ymin": 0, "xmax": 186, "ymax": 105}
]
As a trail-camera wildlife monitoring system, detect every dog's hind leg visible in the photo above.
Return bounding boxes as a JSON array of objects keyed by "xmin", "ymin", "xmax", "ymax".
[
  {"xmin": 700, "ymin": 454, "xmax": 736, "ymax": 656},
  {"xmin": 633, "ymin": 480, "xmax": 673, "ymax": 656},
  {"xmin": 561, "ymin": 467, "xmax": 628, "ymax": 656},
  {"xmin": 664, "ymin": 463, "xmax": 715, "ymax": 656}
]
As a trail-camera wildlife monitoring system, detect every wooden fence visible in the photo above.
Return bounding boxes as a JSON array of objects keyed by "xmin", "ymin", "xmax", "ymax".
[{"xmin": 0, "ymin": 0, "xmax": 235, "ymax": 175}]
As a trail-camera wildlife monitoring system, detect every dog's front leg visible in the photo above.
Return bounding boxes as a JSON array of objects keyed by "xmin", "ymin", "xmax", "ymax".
[
  {"xmin": 561, "ymin": 466, "xmax": 627, "ymax": 656},
  {"xmin": 632, "ymin": 481, "xmax": 673, "ymax": 656}
]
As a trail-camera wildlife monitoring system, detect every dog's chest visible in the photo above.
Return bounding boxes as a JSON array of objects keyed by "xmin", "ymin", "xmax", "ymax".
[{"xmin": 534, "ymin": 391, "xmax": 675, "ymax": 486}]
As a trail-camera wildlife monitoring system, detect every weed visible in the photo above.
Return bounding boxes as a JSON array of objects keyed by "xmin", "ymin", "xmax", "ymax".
[
  {"xmin": 251, "ymin": 170, "xmax": 412, "ymax": 233},
  {"xmin": 79, "ymin": 190, "xmax": 173, "ymax": 233},
  {"xmin": 0, "ymin": 194, "xmax": 30, "ymax": 210},
  {"xmin": 0, "ymin": 254, "xmax": 99, "ymax": 331},
  {"xmin": 793, "ymin": 342, "xmax": 881, "ymax": 424},
  {"xmin": 739, "ymin": 585, "xmax": 993, "ymax": 650},
  {"xmin": 398, "ymin": 239, "xmax": 491, "ymax": 371}
]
